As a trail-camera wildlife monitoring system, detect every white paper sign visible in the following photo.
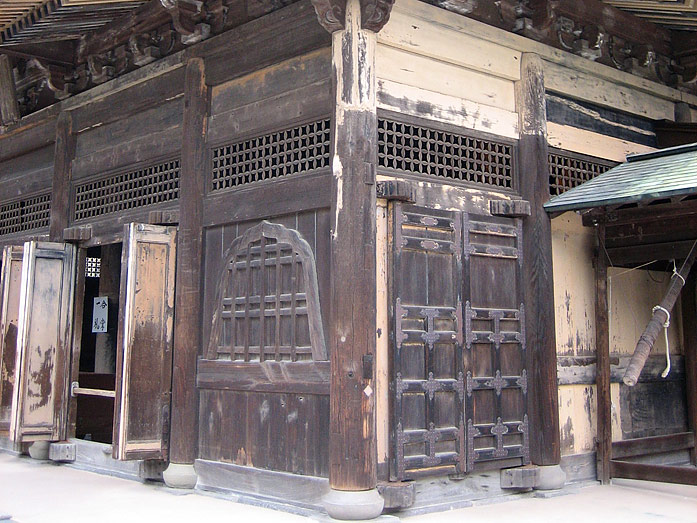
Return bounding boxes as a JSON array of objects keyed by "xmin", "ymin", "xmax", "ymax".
[{"xmin": 92, "ymin": 297, "xmax": 108, "ymax": 333}]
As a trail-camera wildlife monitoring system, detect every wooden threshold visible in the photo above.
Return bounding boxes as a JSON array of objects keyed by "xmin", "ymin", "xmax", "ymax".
[{"xmin": 610, "ymin": 460, "xmax": 697, "ymax": 486}]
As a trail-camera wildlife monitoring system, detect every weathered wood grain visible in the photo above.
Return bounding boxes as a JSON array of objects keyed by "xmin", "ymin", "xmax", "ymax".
[
  {"xmin": 595, "ymin": 225, "xmax": 611, "ymax": 484},
  {"xmin": 0, "ymin": 55, "xmax": 19, "ymax": 127},
  {"xmin": 169, "ymin": 58, "xmax": 208, "ymax": 466},
  {"xmin": 682, "ymin": 271, "xmax": 697, "ymax": 465},
  {"xmin": 113, "ymin": 224, "xmax": 177, "ymax": 460},
  {"xmin": 10, "ymin": 241, "xmax": 76, "ymax": 443},
  {"xmin": 0, "ymin": 246, "xmax": 23, "ymax": 434},
  {"xmin": 328, "ymin": 0, "xmax": 377, "ymax": 491},
  {"xmin": 49, "ymin": 112, "xmax": 76, "ymax": 242},
  {"xmin": 517, "ymin": 52, "xmax": 560, "ymax": 467}
]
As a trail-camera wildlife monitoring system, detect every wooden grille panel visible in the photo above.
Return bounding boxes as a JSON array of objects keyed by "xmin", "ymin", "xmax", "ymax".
[
  {"xmin": 549, "ymin": 151, "xmax": 616, "ymax": 196},
  {"xmin": 207, "ymin": 221, "xmax": 327, "ymax": 363},
  {"xmin": 86, "ymin": 257, "xmax": 100, "ymax": 278},
  {"xmin": 73, "ymin": 159, "xmax": 180, "ymax": 221},
  {"xmin": 378, "ymin": 118, "xmax": 515, "ymax": 189},
  {"xmin": 0, "ymin": 192, "xmax": 50, "ymax": 236},
  {"xmin": 210, "ymin": 119, "xmax": 331, "ymax": 192}
]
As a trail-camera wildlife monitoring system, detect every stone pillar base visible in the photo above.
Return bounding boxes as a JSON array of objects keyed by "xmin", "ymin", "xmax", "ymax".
[
  {"xmin": 534, "ymin": 464, "xmax": 566, "ymax": 490},
  {"xmin": 163, "ymin": 463, "xmax": 197, "ymax": 489},
  {"xmin": 28, "ymin": 441, "xmax": 50, "ymax": 460},
  {"xmin": 322, "ymin": 488, "xmax": 384, "ymax": 520}
]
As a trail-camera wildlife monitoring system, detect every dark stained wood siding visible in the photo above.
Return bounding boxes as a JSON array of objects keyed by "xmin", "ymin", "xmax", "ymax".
[{"xmin": 198, "ymin": 389, "xmax": 329, "ymax": 477}]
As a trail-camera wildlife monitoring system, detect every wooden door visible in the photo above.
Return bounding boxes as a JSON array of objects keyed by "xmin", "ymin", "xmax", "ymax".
[
  {"xmin": 10, "ymin": 242, "xmax": 76, "ymax": 442},
  {"xmin": 390, "ymin": 204, "xmax": 465, "ymax": 480},
  {"xmin": 463, "ymin": 212, "xmax": 528, "ymax": 470},
  {"xmin": 390, "ymin": 204, "xmax": 529, "ymax": 479},
  {"xmin": 113, "ymin": 223, "xmax": 176, "ymax": 460},
  {"xmin": 0, "ymin": 246, "xmax": 23, "ymax": 434}
]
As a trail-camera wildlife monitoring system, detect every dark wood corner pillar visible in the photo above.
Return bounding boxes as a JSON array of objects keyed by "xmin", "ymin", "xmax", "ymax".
[
  {"xmin": 594, "ymin": 225, "xmax": 611, "ymax": 484},
  {"xmin": 320, "ymin": 0, "xmax": 390, "ymax": 506},
  {"xmin": 168, "ymin": 57, "xmax": 208, "ymax": 472},
  {"xmin": 0, "ymin": 54, "xmax": 20, "ymax": 127},
  {"xmin": 49, "ymin": 111, "xmax": 77, "ymax": 242},
  {"xmin": 681, "ymin": 270, "xmax": 697, "ymax": 466},
  {"xmin": 517, "ymin": 53, "xmax": 562, "ymax": 469}
]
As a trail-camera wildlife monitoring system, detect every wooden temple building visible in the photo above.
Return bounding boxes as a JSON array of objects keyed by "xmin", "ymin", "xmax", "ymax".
[{"xmin": 0, "ymin": 0, "xmax": 695, "ymax": 518}]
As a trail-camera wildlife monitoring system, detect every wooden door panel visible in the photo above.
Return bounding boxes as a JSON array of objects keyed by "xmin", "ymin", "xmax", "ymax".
[
  {"xmin": 391, "ymin": 204, "xmax": 465, "ymax": 480},
  {"xmin": 10, "ymin": 242, "xmax": 76, "ymax": 442},
  {"xmin": 113, "ymin": 223, "xmax": 176, "ymax": 460},
  {"xmin": 0, "ymin": 246, "xmax": 23, "ymax": 433},
  {"xmin": 463, "ymin": 213, "xmax": 528, "ymax": 469}
]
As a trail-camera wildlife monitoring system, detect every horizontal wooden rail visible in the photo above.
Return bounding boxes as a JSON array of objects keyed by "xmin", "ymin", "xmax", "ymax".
[
  {"xmin": 610, "ymin": 460, "xmax": 697, "ymax": 486},
  {"xmin": 70, "ymin": 381, "xmax": 116, "ymax": 399},
  {"xmin": 612, "ymin": 432, "xmax": 695, "ymax": 460}
]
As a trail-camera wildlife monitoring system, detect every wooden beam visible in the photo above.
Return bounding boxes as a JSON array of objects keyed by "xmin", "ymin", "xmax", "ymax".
[
  {"xmin": 611, "ymin": 432, "xmax": 695, "ymax": 460},
  {"xmin": 169, "ymin": 57, "xmax": 208, "ymax": 466},
  {"xmin": 517, "ymin": 52, "xmax": 561, "ymax": 467},
  {"xmin": 606, "ymin": 240, "xmax": 697, "ymax": 266},
  {"xmin": 682, "ymin": 271, "xmax": 697, "ymax": 465},
  {"xmin": 49, "ymin": 111, "xmax": 76, "ymax": 241},
  {"xmin": 328, "ymin": 0, "xmax": 378, "ymax": 491},
  {"xmin": 0, "ymin": 55, "xmax": 20, "ymax": 127},
  {"xmin": 193, "ymin": 0, "xmax": 331, "ymax": 87},
  {"xmin": 595, "ymin": 225, "xmax": 612, "ymax": 485},
  {"xmin": 610, "ymin": 460, "xmax": 697, "ymax": 485}
]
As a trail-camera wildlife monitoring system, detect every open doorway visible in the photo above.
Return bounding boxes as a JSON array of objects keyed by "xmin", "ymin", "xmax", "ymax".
[{"xmin": 74, "ymin": 244, "xmax": 122, "ymax": 444}]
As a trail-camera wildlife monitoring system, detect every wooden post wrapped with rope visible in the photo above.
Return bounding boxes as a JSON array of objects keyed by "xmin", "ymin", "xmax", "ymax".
[{"xmin": 623, "ymin": 241, "xmax": 697, "ymax": 386}]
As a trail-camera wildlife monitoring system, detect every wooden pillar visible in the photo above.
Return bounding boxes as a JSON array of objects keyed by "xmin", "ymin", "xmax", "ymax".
[
  {"xmin": 328, "ymin": 0, "xmax": 378, "ymax": 493},
  {"xmin": 49, "ymin": 112, "xmax": 76, "ymax": 242},
  {"xmin": 682, "ymin": 270, "xmax": 697, "ymax": 465},
  {"xmin": 517, "ymin": 53, "xmax": 561, "ymax": 468},
  {"xmin": 0, "ymin": 54, "xmax": 20, "ymax": 126},
  {"xmin": 167, "ymin": 58, "xmax": 207, "ymax": 478},
  {"xmin": 595, "ymin": 225, "xmax": 611, "ymax": 484}
]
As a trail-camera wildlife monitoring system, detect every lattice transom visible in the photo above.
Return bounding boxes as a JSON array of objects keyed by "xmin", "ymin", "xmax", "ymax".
[
  {"xmin": 549, "ymin": 151, "xmax": 616, "ymax": 196},
  {"xmin": 207, "ymin": 221, "xmax": 327, "ymax": 362},
  {"xmin": 378, "ymin": 118, "xmax": 515, "ymax": 189},
  {"xmin": 211, "ymin": 119, "xmax": 331, "ymax": 192},
  {"xmin": 73, "ymin": 159, "xmax": 180, "ymax": 221},
  {"xmin": 0, "ymin": 192, "xmax": 51, "ymax": 236}
]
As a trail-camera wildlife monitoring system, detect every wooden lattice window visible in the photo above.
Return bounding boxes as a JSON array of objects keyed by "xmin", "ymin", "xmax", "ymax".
[
  {"xmin": 210, "ymin": 119, "xmax": 331, "ymax": 192},
  {"xmin": 207, "ymin": 221, "xmax": 327, "ymax": 362},
  {"xmin": 378, "ymin": 118, "xmax": 515, "ymax": 189},
  {"xmin": 0, "ymin": 192, "xmax": 51, "ymax": 236},
  {"xmin": 73, "ymin": 159, "xmax": 180, "ymax": 221},
  {"xmin": 548, "ymin": 150, "xmax": 616, "ymax": 196}
]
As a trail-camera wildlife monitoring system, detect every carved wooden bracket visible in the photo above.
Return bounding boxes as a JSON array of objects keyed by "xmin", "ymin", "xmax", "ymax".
[
  {"xmin": 310, "ymin": 0, "xmax": 394, "ymax": 33},
  {"xmin": 160, "ymin": 0, "xmax": 210, "ymax": 45}
]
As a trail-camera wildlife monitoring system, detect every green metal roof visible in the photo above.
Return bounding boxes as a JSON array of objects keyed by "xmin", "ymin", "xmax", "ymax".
[{"xmin": 544, "ymin": 143, "xmax": 697, "ymax": 213}]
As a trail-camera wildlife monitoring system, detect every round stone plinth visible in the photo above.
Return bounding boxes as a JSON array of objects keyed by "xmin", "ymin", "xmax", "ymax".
[
  {"xmin": 163, "ymin": 463, "xmax": 197, "ymax": 489},
  {"xmin": 535, "ymin": 464, "xmax": 566, "ymax": 490},
  {"xmin": 28, "ymin": 441, "xmax": 50, "ymax": 460},
  {"xmin": 322, "ymin": 488, "xmax": 384, "ymax": 520}
]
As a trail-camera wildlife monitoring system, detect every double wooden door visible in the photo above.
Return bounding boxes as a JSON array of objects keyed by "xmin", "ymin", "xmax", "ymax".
[
  {"xmin": 390, "ymin": 203, "xmax": 529, "ymax": 480},
  {"xmin": 0, "ymin": 224, "xmax": 176, "ymax": 461}
]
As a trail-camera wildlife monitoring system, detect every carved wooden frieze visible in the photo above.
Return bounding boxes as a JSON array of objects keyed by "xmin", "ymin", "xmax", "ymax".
[{"xmin": 310, "ymin": 0, "xmax": 394, "ymax": 32}]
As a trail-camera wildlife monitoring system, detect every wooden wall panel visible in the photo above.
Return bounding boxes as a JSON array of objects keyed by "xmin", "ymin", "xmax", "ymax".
[
  {"xmin": 198, "ymin": 390, "xmax": 330, "ymax": 477},
  {"xmin": 0, "ymin": 145, "xmax": 53, "ymax": 202},
  {"xmin": 376, "ymin": 45, "xmax": 516, "ymax": 113},
  {"xmin": 72, "ymin": 100, "xmax": 183, "ymax": 180}
]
